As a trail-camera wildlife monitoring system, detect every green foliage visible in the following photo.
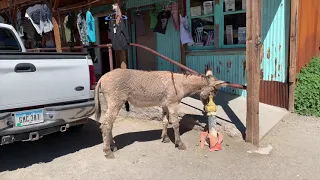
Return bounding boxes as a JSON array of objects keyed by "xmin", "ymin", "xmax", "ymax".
[{"xmin": 294, "ymin": 57, "xmax": 320, "ymax": 117}]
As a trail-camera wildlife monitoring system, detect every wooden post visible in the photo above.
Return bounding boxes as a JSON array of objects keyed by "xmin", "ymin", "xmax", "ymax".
[
  {"xmin": 52, "ymin": 12, "xmax": 62, "ymax": 52},
  {"xmin": 50, "ymin": 0, "xmax": 62, "ymax": 52},
  {"xmin": 245, "ymin": 0, "xmax": 261, "ymax": 146},
  {"xmin": 214, "ymin": 24, "xmax": 220, "ymax": 48},
  {"xmin": 53, "ymin": 0, "xmax": 60, "ymax": 9},
  {"xmin": 288, "ymin": 0, "xmax": 299, "ymax": 112}
]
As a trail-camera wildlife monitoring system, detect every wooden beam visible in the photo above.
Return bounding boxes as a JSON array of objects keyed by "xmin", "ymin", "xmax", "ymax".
[
  {"xmin": 57, "ymin": 0, "xmax": 101, "ymax": 13},
  {"xmin": 52, "ymin": 12, "xmax": 62, "ymax": 52},
  {"xmin": 288, "ymin": 0, "xmax": 299, "ymax": 112},
  {"xmin": 53, "ymin": 0, "xmax": 60, "ymax": 9},
  {"xmin": 245, "ymin": 0, "xmax": 261, "ymax": 146}
]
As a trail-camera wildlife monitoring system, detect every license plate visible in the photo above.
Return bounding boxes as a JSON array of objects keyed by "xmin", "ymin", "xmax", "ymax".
[{"xmin": 14, "ymin": 109, "xmax": 44, "ymax": 127}]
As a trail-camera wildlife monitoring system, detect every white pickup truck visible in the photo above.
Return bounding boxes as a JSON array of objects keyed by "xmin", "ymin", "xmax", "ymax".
[{"xmin": 0, "ymin": 23, "xmax": 95, "ymax": 145}]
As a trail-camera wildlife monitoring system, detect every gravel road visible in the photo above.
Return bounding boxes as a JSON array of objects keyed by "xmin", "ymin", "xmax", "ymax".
[{"xmin": 0, "ymin": 113, "xmax": 319, "ymax": 180}]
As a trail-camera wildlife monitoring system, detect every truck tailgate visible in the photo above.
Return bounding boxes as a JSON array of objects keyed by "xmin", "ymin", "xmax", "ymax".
[{"xmin": 0, "ymin": 53, "xmax": 91, "ymax": 110}]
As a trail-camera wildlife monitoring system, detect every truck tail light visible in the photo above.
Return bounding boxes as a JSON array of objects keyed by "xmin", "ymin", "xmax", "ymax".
[{"xmin": 89, "ymin": 65, "xmax": 96, "ymax": 90}]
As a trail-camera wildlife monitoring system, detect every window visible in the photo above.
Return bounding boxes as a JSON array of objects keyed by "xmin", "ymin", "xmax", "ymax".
[
  {"xmin": 188, "ymin": 0, "xmax": 215, "ymax": 48},
  {"xmin": 222, "ymin": 0, "xmax": 246, "ymax": 47},
  {"xmin": 0, "ymin": 28, "xmax": 21, "ymax": 51},
  {"xmin": 187, "ymin": 0, "xmax": 246, "ymax": 50}
]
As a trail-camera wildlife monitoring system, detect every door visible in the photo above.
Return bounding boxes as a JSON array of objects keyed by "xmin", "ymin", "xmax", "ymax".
[
  {"xmin": 135, "ymin": 10, "xmax": 157, "ymax": 71},
  {"xmin": 99, "ymin": 17, "xmax": 115, "ymax": 74}
]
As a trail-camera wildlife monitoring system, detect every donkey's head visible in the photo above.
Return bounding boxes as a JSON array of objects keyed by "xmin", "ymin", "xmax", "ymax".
[
  {"xmin": 199, "ymin": 70, "xmax": 228, "ymax": 106},
  {"xmin": 205, "ymin": 69, "xmax": 228, "ymax": 90}
]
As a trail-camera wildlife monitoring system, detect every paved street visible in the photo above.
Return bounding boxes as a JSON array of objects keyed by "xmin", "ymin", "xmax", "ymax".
[{"xmin": 0, "ymin": 114, "xmax": 320, "ymax": 180}]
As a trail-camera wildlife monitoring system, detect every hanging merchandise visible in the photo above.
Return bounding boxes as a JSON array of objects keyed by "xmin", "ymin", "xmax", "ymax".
[
  {"xmin": 149, "ymin": 8, "xmax": 157, "ymax": 30},
  {"xmin": 77, "ymin": 11, "xmax": 89, "ymax": 46},
  {"xmin": 22, "ymin": 18, "xmax": 36, "ymax": 48},
  {"xmin": 41, "ymin": 4, "xmax": 53, "ymax": 33},
  {"xmin": 179, "ymin": 14, "xmax": 194, "ymax": 46},
  {"xmin": 105, "ymin": 4, "xmax": 130, "ymax": 50},
  {"xmin": 153, "ymin": 9, "xmax": 171, "ymax": 34},
  {"xmin": 25, "ymin": 4, "xmax": 43, "ymax": 35},
  {"xmin": 108, "ymin": 19, "xmax": 130, "ymax": 50},
  {"xmin": 86, "ymin": 10, "xmax": 96, "ymax": 43},
  {"xmin": 25, "ymin": 4, "xmax": 53, "ymax": 35},
  {"xmin": 44, "ymin": 32, "xmax": 55, "ymax": 48},
  {"xmin": 167, "ymin": 1, "xmax": 179, "ymax": 31},
  {"xmin": 16, "ymin": 9, "xmax": 24, "ymax": 37},
  {"xmin": 64, "ymin": 13, "xmax": 76, "ymax": 43},
  {"xmin": 135, "ymin": 10, "xmax": 147, "ymax": 36}
]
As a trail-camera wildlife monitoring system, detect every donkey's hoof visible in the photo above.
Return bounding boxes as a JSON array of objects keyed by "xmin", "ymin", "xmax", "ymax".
[
  {"xmin": 162, "ymin": 136, "xmax": 171, "ymax": 143},
  {"xmin": 104, "ymin": 151, "xmax": 115, "ymax": 159},
  {"xmin": 175, "ymin": 142, "xmax": 187, "ymax": 150},
  {"xmin": 111, "ymin": 146, "xmax": 118, "ymax": 152}
]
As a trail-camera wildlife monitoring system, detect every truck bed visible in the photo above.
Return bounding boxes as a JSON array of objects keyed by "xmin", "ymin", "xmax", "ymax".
[{"xmin": 0, "ymin": 52, "xmax": 92, "ymax": 111}]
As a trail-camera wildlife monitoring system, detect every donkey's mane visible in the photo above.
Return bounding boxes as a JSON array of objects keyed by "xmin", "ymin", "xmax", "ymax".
[{"xmin": 179, "ymin": 71, "xmax": 214, "ymax": 83}]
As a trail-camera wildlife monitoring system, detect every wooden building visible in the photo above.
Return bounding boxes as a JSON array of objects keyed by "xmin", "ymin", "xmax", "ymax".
[{"xmin": 0, "ymin": 0, "xmax": 319, "ymax": 145}]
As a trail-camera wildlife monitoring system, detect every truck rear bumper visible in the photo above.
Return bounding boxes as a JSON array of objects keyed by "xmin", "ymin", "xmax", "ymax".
[{"xmin": 0, "ymin": 100, "xmax": 94, "ymax": 145}]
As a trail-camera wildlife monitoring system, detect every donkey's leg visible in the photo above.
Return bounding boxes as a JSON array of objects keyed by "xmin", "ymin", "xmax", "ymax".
[
  {"xmin": 110, "ymin": 130, "xmax": 117, "ymax": 152},
  {"xmin": 100, "ymin": 103, "xmax": 123, "ymax": 159},
  {"xmin": 168, "ymin": 104, "xmax": 186, "ymax": 150},
  {"xmin": 161, "ymin": 106, "xmax": 170, "ymax": 143}
]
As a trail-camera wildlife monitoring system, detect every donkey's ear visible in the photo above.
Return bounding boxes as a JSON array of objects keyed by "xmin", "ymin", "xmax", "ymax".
[
  {"xmin": 206, "ymin": 70, "xmax": 213, "ymax": 76},
  {"xmin": 214, "ymin": 80, "xmax": 228, "ymax": 89}
]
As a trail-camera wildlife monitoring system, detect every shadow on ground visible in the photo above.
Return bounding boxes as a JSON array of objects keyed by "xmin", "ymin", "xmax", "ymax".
[
  {"xmin": 113, "ymin": 122, "xmax": 194, "ymax": 150},
  {"xmin": 189, "ymin": 92, "xmax": 246, "ymax": 139},
  {"xmin": 0, "ymin": 120, "xmax": 102, "ymax": 172},
  {"xmin": 214, "ymin": 92, "xmax": 246, "ymax": 139},
  {"xmin": 0, "ymin": 118, "xmax": 194, "ymax": 172}
]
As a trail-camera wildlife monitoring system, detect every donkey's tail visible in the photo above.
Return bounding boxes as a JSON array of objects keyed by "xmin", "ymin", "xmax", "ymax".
[
  {"xmin": 88, "ymin": 79, "xmax": 102, "ymax": 121},
  {"xmin": 94, "ymin": 80, "xmax": 102, "ymax": 121}
]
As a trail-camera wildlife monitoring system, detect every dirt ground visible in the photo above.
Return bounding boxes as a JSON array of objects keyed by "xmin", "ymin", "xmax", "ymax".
[{"xmin": 0, "ymin": 113, "xmax": 319, "ymax": 180}]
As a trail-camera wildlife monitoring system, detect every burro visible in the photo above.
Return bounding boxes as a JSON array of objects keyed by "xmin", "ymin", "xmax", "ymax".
[{"xmin": 91, "ymin": 68, "xmax": 227, "ymax": 159}]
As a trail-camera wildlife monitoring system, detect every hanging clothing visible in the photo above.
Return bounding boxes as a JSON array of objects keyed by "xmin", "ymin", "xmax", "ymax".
[
  {"xmin": 135, "ymin": 11, "xmax": 147, "ymax": 36},
  {"xmin": 86, "ymin": 11, "xmax": 96, "ymax": 43},
  {"xmin": 167, "ymin": 2, "xmax": 179, "ymax": 31},
  {"xmin": 44, "ymin": 33, "xmax": 55, "ymax": 48},
  {"xmin": 41, "ymin": 4, "xmax": 53, "ymax": 33},
  {"xmin": 16, "ymin": 9, "xmax": 24, "ymax": 37},
  {"xmin": 25, "ymin": 4, "xmax": 43, "ymax": 35},
  {"xmin": 77, "ymin": 12, "xmax": 89, "ymax": 46},
  {"xmin": 108, "ymin": 20, "xmax": 130, "ymax": 50},
  {"xmin": 149, "ymin": 10, "xmax": 157, "ymax": 30},
  {"xmin": 0, "ymin": 16, "xmax": 4, "ymax": 23},
  {"xmin": 87, "ymin": 44, "xmax": 98, "ymax": 63},
  {"xmin": 45, "ymin": 39, "xmax": 55, "ymax": 48},
  {"xmin": 64, "ymin": 14, "xmax": 76, "ymax": 43},
  {"xmin": 153, "ymin": 10, "xmax": 171, "ymax": 34},
  {"xmin": 25, "ymin": 4, "xmax": 53, "ymax": 35},
  {"xmin": 179, "ymin": 14, "xmax": 194, "ymax": 46},
  {"xmin": 22, "ymin": 18, "xmax": 36, "ymax": 48}
]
